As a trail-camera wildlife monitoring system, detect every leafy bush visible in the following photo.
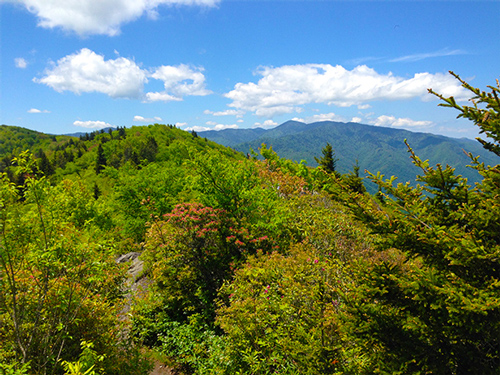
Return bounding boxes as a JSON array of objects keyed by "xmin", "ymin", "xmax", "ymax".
[
  {"xmin": 141, "ymin": 202, "xmax": 274, "ymax": 325},
  {"xmin": 217, "ymin": 242, "xmax": 345, "ymax": 375}
]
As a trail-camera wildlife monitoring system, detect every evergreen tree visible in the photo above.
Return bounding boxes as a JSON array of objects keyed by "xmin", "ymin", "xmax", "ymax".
[
  {"xmin": 123, "ymin": 146, "xmax": 140, "ymax": 166},
  {"xmin": 342, "ymin": 73, "xmax": 500, "ymax": 374},
  {"xmin": 118, "ymin": 126, "xmax": 126, "ymax": 139},
  {"xmin": 93, "ymin": 182, "xmax": 101, "ymax": 200},
  {"xmin": 65, "ymin": 149, "xmax": 74, "ymax": 163},
  {"xmin": 37, "ymin": 150, "xmax": 54, "ymax": 176},
  {"xmin": 140, "ymin": 136, "xmax": 159, "ymax": 163},
  {"xmin": 0, "ymin": 155, "xmax": 11, "ymax": 173},
  {"xmin": 344, "ymin": 160, "xmax": 365, "ymax": 194},
  {"xmin": 94, "ymin": 144, "xmax": 107, "ymax": 174},
  {"xmin": 52, "ymin": 150, "xmax": 68, "ymax": 170},
  {"xmin": 130, "ymin": 150, "xmax": 140, "ymax": 166},
  {"xmin": 315, "ymin": 142, "xmax": 337, "ymax": 174}
]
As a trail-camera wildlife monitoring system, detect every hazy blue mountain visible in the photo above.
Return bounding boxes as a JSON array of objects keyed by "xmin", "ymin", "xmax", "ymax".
[
  {"xmin": 197, "ymin": 127, "xmax": 267, "ymax": 147},
  {"xmin": 63, "ymin": 127, "xmax": 116, "ymax": 138},
  {"xmin": 199, "ymin": 121, "xmax": 499, "ymax": 191}
]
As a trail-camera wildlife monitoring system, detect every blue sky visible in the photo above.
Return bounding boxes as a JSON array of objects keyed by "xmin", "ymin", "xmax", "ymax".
[{"xmin": 1, "ymin": 0, "xmax": 499, "ymax": 138}]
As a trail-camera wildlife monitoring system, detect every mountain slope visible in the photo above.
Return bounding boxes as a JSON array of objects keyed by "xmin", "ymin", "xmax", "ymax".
[
  {"xmin": 200, "ymin": 121, "xmax": 499, "ymax": 189},
  {"xmin": 197, "ymin": 127, "xmax": 267, "ymax": 147}
]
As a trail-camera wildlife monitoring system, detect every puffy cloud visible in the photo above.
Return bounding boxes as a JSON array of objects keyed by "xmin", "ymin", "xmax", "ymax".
[
  {"xmin": 205, "ymin": 121, "xmax": 238, "ymax": 130},
  {"xmin": 15, "ymin": 58, "xmax": 28, "ymax": 68},
  {"xmin": 303, "ymin": 112, "xmax": 347, "ymax": 123},
  {"xmin": 147, "ymin": 64, "xmax": 211, "ymax": 101},
  {"xmin": 35, "ymin": 49, "xmax": 210, "ymax": 102},
  {"xmin": 294, "ymin": 112, "xmax": 430, "ymax": 129},
  {"xmin": 35, "ymin": 48, "xmax": 147, "ymax": 98},
  {"xmin": 175, "ymin": 122, "xmax": 187, "ymax": 127},
  {"xmin": 27, "ymin": 108, "xmax": 50, "ymax": 113},
  {"xmin": 370, "ymin": 115, "xmax": 433, "ymax": 128},
  {"xmin": 204, "ymin": 109, "xmax": 245, "ymax": 117},
  {"xmin": 16, "ymin": 0, "xmax": 220, "ymax": 36},
  {"xmin": 73, "ymin": 120, "xmax": 113, "ymax": 129},
  {"xmin": 185, "ymin": 125, "xmax": 211, "ymax": 132},
  {"xmin": 144, "ymin": 92, "xmax": 182, "ymax": 102},
  {"xmin": 253, "ymin": 119, "xmax": 278, "ymax": 128},
  {"xmin": 225, "ymin": 64, "xmax": 469, "ymax": 117},
  {"xmin": 289, "ymin": 113, "xmax": 345, "ymax": 124},
  {"xmin": 214, "ymin": 124, "xmax": 238, "ymax": 130},
  {"xmin": 133, "ymin": 115, "xmax": 163, "ymax": 122}
]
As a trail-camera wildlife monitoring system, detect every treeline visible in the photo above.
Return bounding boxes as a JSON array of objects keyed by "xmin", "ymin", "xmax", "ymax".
[{"xmin": 1, "ymin": 74, "xmax": 500, "ymax": 375}]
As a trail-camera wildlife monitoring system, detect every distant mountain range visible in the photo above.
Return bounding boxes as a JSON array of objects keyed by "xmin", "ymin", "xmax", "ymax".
[
  {"xmin": 199, "ymin": 120, "xmax": 499, "ymax": 190},
  {"xmin": 63, "ymin": 127, "xmax": 117, "ymax": 138}
]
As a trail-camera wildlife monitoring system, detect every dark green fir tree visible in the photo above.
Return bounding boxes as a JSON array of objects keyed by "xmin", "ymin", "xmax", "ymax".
[
  {"xmin": 315, "ymin": 142, "xmax": 338, "ymax": 175},
  {"xmin": 95, "ymin": 144, "xmax": 107, "ymax": 174},
  {"xmin": 342, "ymin": 72, "xmax": 500, "ymax": 375}
]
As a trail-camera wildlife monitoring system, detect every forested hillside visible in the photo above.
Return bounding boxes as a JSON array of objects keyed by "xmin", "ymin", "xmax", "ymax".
[
  {"xmin": 200, "ymin": 120, "xmax": 499, "ymax": 191},
  {"xmin": 1, "ymin": 74, "xmax": 500, "ymax": 375}
]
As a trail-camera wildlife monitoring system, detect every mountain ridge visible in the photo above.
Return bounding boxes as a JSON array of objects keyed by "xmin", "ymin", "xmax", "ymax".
[{"xmin": 199, "ymin": 120, "xmax": 497, "ymax": 191}]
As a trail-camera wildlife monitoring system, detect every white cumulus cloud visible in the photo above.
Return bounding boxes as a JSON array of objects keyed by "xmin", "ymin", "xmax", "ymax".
[
  {"xmin": 357, "ymin": 104, "xmax": 371, "ymax": 109},
  {"xmin": 133, "ymin": 115, "xmax": 163, "ymax": 122},
  {"xmin": 303, "ymin": 113, "xmax": 347, "ymax": 123},
  {"xmin": 224, "ymin": 64, "xmax": 469, "ymax": 118},
  {"xmin": 204, "ymin": 109, "xmax": 245, "ymax": 117},
  {"xmin": 185, "ymin": 125, "xmax": 211, "ymax": 132},
  {"xmin": 34, "ymin": 48, "xmax": 210, "ymax": 102},
  {"xmin": 370, "ymin": 115, "xmax": 433, "ymax": 128},
  {"xmin": 253, "ymin": 119, "xmax": 278, "ymax": 128},
  {"xmin": 35, "ymin": 48, "xmax": 147, "ymax": 98},
  {"xmin": 205, "ymin": 121, "xmax": 238, "ymax": 130},
  {"xmin": 27, "ymin": 108, "xmax": 50, "ymax": 113},
  {"xmin": 15, "ymin": 58, "xmax": 28, "ymax": 68},
  {"xmin": 73, "ymin": 120, "xmax": 113, "ymax": 129},
  {"xmin": 144, "ymin": 92, "xmax": 182, "ymax": 102},
  {"xmin": 15, "ymin": 0, "xmax": 220, "ymax": 36},
  {"xmin": 147, "ymin": 64, "xmax": 211, "ymax": 101},
  {"xmin": 214, "ymin": 124, "xmax": 238, "ymax": 130}
]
